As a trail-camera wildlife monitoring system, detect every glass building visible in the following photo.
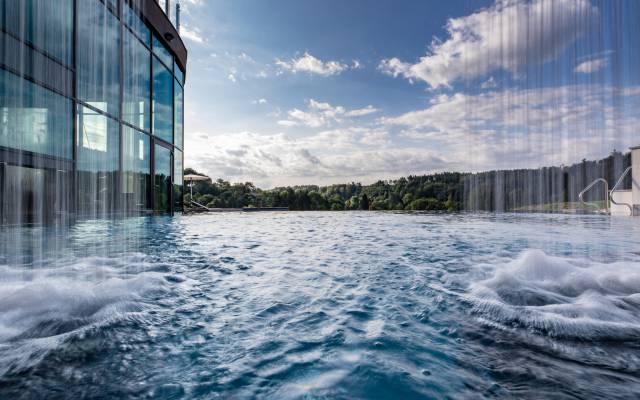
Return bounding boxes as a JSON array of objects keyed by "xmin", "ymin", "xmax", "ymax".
[{"xmin": 0, "ymin": 0, "xmax": 186, "ymax": 224}]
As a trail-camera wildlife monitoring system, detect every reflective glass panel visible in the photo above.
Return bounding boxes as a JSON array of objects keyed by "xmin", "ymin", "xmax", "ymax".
[
  {"xmin": 174, "ymin": 61, "xmax": 184, "ymax": 85},
  {"xmin": 174, "ymin": 149, "xmax": 183, "ymax": 211},
  {"xmin": 124, "ymin": 28, "xmax": 151, "ymax": 132},
  {"xmin": 123, "ymin": 126, "xmax": 150, "ymax": 212},
  {"xmin": 0, "ymin": 69, "xmax": 73, "ymax": 159},
  {"xmin": 0, "ymin": 164, "xmax": 71, "ymax": 225},
  {"xmin": 105, "ymin": 0, "xmax": 118, "ymax": 12},
  {"xmin": 124, "ymin": 2, "xmax": 150, "ymax": 46},
  {"xmin": 154, "ymin": 144, "xmax": 171, "ymax": 213},
  {"xmin": 77, "ymin": 0, "xmax": 121, "ymax": 117},
  {"xmin": 76, "ymin": 106, "xmax": 119, "ymax": 216},
  {"xmin": 153, "ymin": 56, "xmax": 173, "ymax": 143},
  {"xmin": 153, "ymin": 35, "xmax": 173, "ymax": 68},
  {"xmin": 0, "ymin": 0, "xmax": 73, "ymax": 65},
  {"xmin": 174, "ymin": 79, "xmax": 183, "ymax": 150}
]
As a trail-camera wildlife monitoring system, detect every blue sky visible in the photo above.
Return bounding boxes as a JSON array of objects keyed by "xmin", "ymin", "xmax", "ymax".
[{"xmin": 180, "ymin": 0, "xmax": 640, "ymax": 187}]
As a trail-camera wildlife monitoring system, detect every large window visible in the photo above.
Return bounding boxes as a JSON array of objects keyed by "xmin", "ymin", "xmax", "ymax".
[
  {"xmin": 105, "ymin": 0, "xmax": 118, "ymax": 12},
  {"xmin": 76, "ymin": 106, "xmax": 119, "ymax": 216},
  {"xmin": 124, "ymin": 28, "xmax": 151, "ymax": 132},
  {"xmin": 77, "ymin": 0, "xmax": 121, "ymax": 117},
  {"xmin": 123, "ymin": 127, "xmax": 150, "ymax": 212},
  {"xmin": 174, "ymin": 79, "xmax": 183, "ymax": 150},
  {"xmin": 0, "ymin": 164, "xmax": 71, "ymax": 225},
  {"xmin": 0, "ymin": 69, "xmax": 73, "ymax": 159},
  {"xmin": 154, "ymin": 144, "xmax": 172, "ymax": 212},
  {"xmin": 153, "ymin": 35, "xmax": 173, "ymax": 68},
  {"xmin": 174, "ymin": 149, "xmax": 183, "ymax": 211},
  {"xmin": 174, "ymin": 61, "xmax": 184, "ymax": 85},
  {"xmin": 0, "ymin": 0, "xmax": 74, "ymax": 65},
  {"xmin": 124, "ymin": 2, "xmax": 150, "ymax": 46},
  {"xmin": 152, "ymin": 56, "xmax": 173, "ymax": 143}
]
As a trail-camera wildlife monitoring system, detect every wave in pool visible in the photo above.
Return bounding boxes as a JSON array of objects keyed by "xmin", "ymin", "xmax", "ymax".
[
  {"xmin": 0, "ymin": 254, "xmax": 168, "ymax": 376},
  {"xmin": 467, "ymin": 249, "xmax": 640, "ymax": 340}
]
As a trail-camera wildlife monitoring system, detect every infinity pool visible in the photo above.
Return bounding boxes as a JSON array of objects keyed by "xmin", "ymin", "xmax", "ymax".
[{"xmin": 1, "ymin": 212, "xmax": 640, "ymax": 398}]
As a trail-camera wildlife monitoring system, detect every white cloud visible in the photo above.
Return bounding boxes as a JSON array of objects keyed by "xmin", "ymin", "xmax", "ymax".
[
  {"xmin": 575, "ymin": 57, "xmax": 607, "ymax": 74},
  {"xmin": 345, "ymin": 105, "xmax": 380, "ymax": 117},
  {"xmin": 267, "ymin": 107, "xmax": 282, "ymax": 118},
  {"xmin": 277, "ymin": 120, "xmax": 298, "ymax": 127},
  {"xmin": 185, "ymin": 129, "xmax": 447, "ymax": 187},
  {"xmin": 185, "ymin": 85, "xmax": 640, "ymax": 187},
  {"xmin": 480, "ymin": 77, "xmax": 498, "ymax": 89},
  {"xmin": 227, "ymin": 74, "xmax": 237, "ymax": 83},
  {"xmin": 180, "ymin": 25, "xmax": 204, "ymax": 43},
  {"xmin": 359, "ymin": 131, "xmax": 390, "ymax": 146},
  {"xmin": 238, "ymin": 52, "xmax": 254, "ymax": 62},
  {"xmin": 278, "ymin": 100, "xmax": 380, "ymax": 128},
  {"xmin": 199, "ymin": 51, "xmax": 275, "ymax": 83},
  {"xmin": 379, "ymin": 0, "xmax": 597, "ymax": 88},
  {"xmin": 252, "ymin": 98, "xmax": 268, "ymax": 105},
  {"xmin": 276, "ymin": 52, "xmax": 352, "ymax": 76},
  {"xmin": 383, "ymin": 84, "xmax": 640, "ymax": 170}
]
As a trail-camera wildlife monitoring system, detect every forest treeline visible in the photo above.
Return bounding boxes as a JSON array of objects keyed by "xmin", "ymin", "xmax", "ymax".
[{"xmin": 185, "ymin": 150, "xmax": 630, "ymax": 212}]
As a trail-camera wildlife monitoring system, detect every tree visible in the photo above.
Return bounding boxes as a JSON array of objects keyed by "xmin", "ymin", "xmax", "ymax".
[{"xmin": 360, "ymin": 194, "xmax": 370, "ymax": 210}]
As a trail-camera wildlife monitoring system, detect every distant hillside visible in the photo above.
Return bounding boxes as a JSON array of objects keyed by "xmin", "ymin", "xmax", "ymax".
[{"xmin": 185, "ymin": 150, "xmax": 630, "ymax": 212}]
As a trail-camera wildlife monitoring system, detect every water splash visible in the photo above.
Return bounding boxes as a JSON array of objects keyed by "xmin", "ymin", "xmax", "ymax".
[{"xmin": 467, "ymin": 249, "xmax": 640, "ymax": 340}]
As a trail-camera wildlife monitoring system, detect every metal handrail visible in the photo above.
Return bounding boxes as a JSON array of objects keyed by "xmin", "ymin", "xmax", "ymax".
[
  {"xmin": 609, "ymin": 166, "xmax": 633, "ymax": 214},
  {"xmin": 578, "ymin": 178, "xmax": 609, "ymax": 213},
  {"xmin": 189, "ymin": 200, "xmax": 211, "ymax": 211}
]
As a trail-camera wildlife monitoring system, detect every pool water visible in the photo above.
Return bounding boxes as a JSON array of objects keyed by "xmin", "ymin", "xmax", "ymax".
[{"xmin": 1, "ymin": 212, "xmax": 640, "ymax": 399}]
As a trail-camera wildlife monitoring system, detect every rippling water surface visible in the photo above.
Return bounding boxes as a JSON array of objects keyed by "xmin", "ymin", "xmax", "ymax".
[{"xmin": 1, "ymin": 212, "xmax": 640, "ymax": 399}]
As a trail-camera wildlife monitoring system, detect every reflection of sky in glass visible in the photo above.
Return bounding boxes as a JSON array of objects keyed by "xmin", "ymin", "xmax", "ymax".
[
  {"xmin": 174, "ymin": 61, "xmax": 184, "ymax": 85},
  {"xmin": 77, "ymin": 106, "xmax": 119, "ymax": 172},
  {"xmin": 124, "ymin": 2, "xmax": 150, "ymax": 45},
  {"xmin": 124, "ymin": 28, "xmax": 151, "ymax": 132},
  {"xmin": 123, "ymin": 126, "xmax": 150, "ymax": 174},
  {"xmin": 174, "ymin": 80, "xmax": 183, "ymax": 150},
  {"xmin": 174, "ymin": 149, "xmax": 183, "ymax": 183},
  {"xmin": 153, "ymin": 57, "xmax": 173, "ymax": 143},
  {"xmin": 77, "ymin": 0, "xmax": 121, "ymax": 118},
  {"xmin": 1, "ymin": 0, "xmax": 74, "ymax": 65},
  {"xmin": 153, "ymin": 35, "xmax": 173, "ymax": 68},
  {"xmin": 0, "ymin": 69, "xmax": 72, "ymax": 159},
  {"xmin": 155, "ymin": 145, "xmax": 172, "ymax": 178}
]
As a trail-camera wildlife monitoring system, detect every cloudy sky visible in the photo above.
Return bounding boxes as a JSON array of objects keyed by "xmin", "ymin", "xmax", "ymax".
[{"xmin": 180, "ymin": 0, "xmax": 640, "ymax": 187}]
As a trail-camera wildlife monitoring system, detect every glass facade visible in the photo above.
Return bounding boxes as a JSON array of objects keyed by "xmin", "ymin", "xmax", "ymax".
[
  {"xmin": 124, "ymin": 2, "xmax": 150, "ymax": 45},
  {"xmin": 174, "ymin": 79, "xmax": 184, "ymax": 150},
  {"xmin": 174, "ymin": 60, "xmax": 184, "ymax": 86},
  {"xmin": 0, "ymin": 0, "xmax": 187, "ymax": 223},
  {"xmin": 0, "ymin": 69, "xmax": 73, "ymax": 159},
  {"xmin": 153, "ymin": 35, "xmax": 173, "ymax": 67},
  {"xmin": 152, "ymin": 55, "xmax": 174, "ymax": 144},
  {"xmin": 154, "ymin": 144, "xmax": 172, "ymax": 213},
  {"xmin": 174, "ymin": 149, "xmax": 183, "ymax": 211},
  {"xmin": 124, "ymin": 26, "xmax": 151, "ymax": 131},
  {"xmin": 76, "ymin": 106, "xmax": 120, "ymax": 216},
  {"xmin": 0, "ymin": 0, "xmax": 74, "ymax": 65},
  {"xmin": 77, "ymin": 0, "xmax": 122, "ymax": 117},
  {"xmin": 123, "ymin": 126, "xmax": 151, "ymax": 212},
  {"xmin": 0, "ymin": 164, "xmax": 71, "ymax": 225}
]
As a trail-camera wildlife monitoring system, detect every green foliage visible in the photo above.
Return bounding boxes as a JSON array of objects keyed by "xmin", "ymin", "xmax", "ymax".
[
  {"xmin": 185, "ymin": 169, "xmax": 463, "ymax": 212},
  {"xmin": 406, "ymin": 198, "xmax": 442, "ymax": 210},
  {"xmin": 184, "ymin": 150, "xmax": 630, "ymax": 212}
]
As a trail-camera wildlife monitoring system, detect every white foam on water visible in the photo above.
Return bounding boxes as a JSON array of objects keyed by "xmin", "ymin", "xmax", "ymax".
[
  {"xmin": 466, "ymin": 249, "xmax": 640, "ymax": 340},
  {"xmin": 0, "ymin": 254, "xmax": 168, "ymax": 375}
]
